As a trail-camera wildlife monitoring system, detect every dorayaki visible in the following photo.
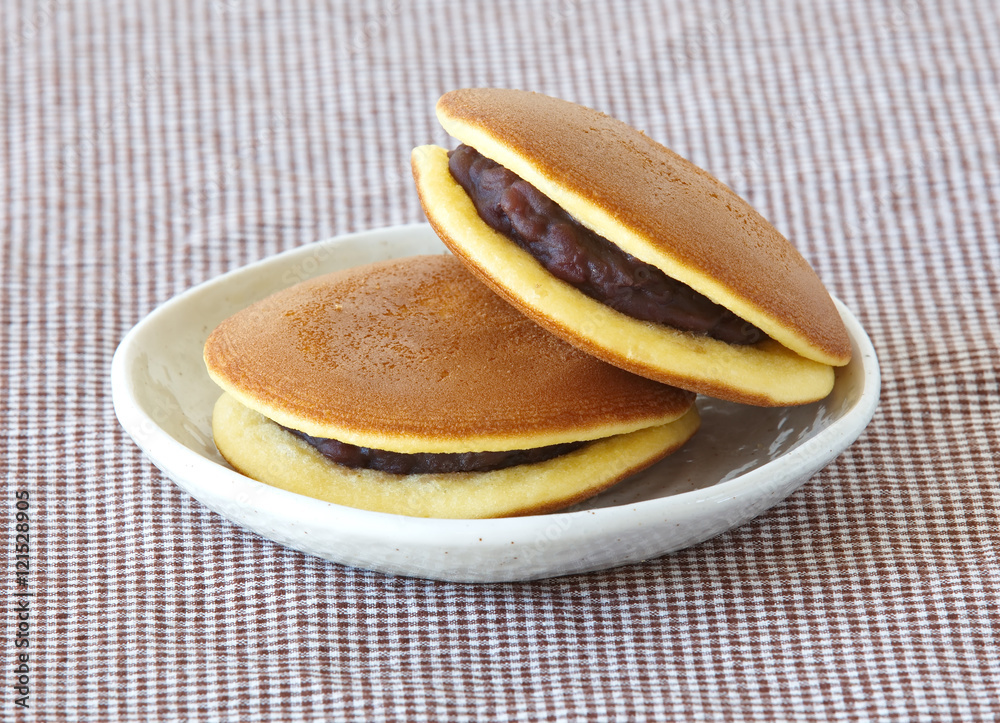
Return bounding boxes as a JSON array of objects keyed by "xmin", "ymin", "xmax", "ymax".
[
  {"xmin": 411, "ymin": 88, "xmax": 851, "ymax": 406},
  {"xmin": 204, "ymin": 255, "xmax": 699, "ymax": 518}
]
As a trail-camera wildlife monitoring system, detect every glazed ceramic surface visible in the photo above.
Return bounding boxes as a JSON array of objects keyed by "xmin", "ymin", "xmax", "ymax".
[{"xmin": 112, "ymin": 224, "xmax": 880, "ymax": 582}]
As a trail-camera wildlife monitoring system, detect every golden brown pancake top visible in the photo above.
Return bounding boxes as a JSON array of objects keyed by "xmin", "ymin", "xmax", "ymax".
[
  {"xmin": 436, "ymin": 88, "xmax": 851, "ymax": 366},
  {"xmin": 204, "ymin": 255, "xmax": 694, "ymax": 453}
]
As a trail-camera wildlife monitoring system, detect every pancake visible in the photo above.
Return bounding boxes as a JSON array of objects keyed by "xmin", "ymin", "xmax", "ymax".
[
  {"xmin": 411, "ymin": 88, "xmax": 852, "ymax": 406},
  {"xmin": 205, "ymin": 254, "xmax": 695, "ymax": 452},
  {"xmin": 205, "ymin": 255, "xmax": 700, "ymax": 518},
  {"xmin": 212, "ymin": 391, "xmax": 700, "ymax": 519}
]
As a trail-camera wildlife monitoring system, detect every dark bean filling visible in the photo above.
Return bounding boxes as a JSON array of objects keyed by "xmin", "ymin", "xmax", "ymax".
[
  {"xmin": 448, "ymin": 144, "xmax": 765, "ymax": 345},
  {"xmin": 283, "ymin": 426, "xmax": 586, "ymax": 475}
]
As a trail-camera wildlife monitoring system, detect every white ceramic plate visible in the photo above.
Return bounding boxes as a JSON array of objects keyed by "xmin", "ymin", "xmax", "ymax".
[{"xmin": 112, "ymin": 224, "xmax": 880, "ymax": 582}]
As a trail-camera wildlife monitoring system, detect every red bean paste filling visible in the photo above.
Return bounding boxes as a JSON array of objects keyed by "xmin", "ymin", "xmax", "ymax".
[
  {"xmin": 282, "ymin": 425, "xmax": 586, "ymax": 474},
  {"xmin": 448, "ymin": 144, "xmax": 765, "ymax": 345}
]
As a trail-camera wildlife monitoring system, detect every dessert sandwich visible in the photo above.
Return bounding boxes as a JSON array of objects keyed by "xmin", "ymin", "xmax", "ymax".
[
  {"xmin": 205, "ymin": 255, "xmax": 699, "ymax": 518},
  {"xmin": 412, "ymin": 88, "xmax": 852, "ymax": 406}
]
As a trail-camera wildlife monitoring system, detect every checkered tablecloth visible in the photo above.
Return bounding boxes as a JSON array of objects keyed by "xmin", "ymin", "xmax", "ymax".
[{"xmin": 3, "ymin": 0, "xmax": 998, "ymax": 720}]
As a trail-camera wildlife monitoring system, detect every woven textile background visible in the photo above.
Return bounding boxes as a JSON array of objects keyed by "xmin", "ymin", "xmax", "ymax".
[{"xmin": 3, "ymin": 0, "xmax": 999, "ymax": 720}]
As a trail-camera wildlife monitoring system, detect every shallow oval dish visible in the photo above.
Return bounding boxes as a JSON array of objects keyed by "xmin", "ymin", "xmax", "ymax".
[{"xmin": 112, "ymin": 224, "xmax": 880, "ymax": 582}]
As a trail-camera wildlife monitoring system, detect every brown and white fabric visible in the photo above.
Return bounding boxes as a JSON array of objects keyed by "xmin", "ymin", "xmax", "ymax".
[{"xmin": 2, "ymin": 0, "xmax": 998, "ymax": 720}]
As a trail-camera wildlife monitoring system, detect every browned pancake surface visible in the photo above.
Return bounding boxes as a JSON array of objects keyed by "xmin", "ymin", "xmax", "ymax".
[
  {"xmin": 436, "ymin": 88, "xmax": 851, "ymax": 366},
  {"xmin": 204, "ymin": 255, "xmax": 694, "ymax": 452}
]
